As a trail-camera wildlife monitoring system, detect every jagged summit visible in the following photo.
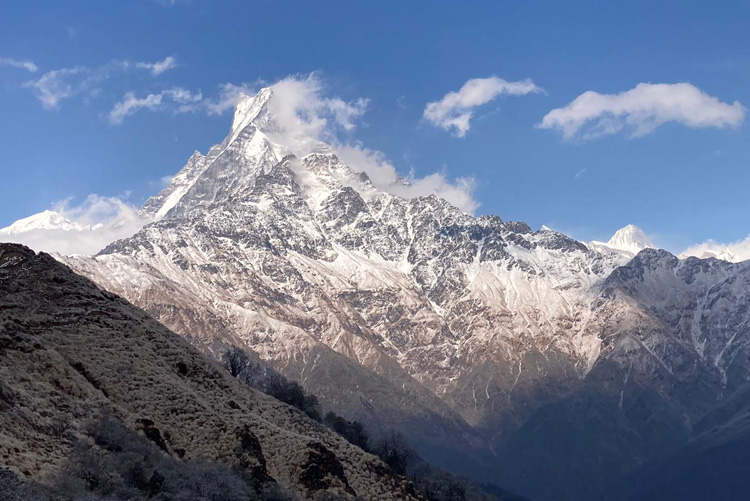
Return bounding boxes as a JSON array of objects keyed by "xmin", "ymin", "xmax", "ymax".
[
  {"xmin": 229, "ymin": 87, "xmax": 277, "ymax": 142},
  {"xmin": 141, "ymin": 88, "xmax": 364, "ymax": 222},
  {"xmin": 607, "ymin": 224, "xmax": 654, "ymax": 252},
  {"xmin": 588, "ymin": 224, "xmax": 654, "ymax": 258}
]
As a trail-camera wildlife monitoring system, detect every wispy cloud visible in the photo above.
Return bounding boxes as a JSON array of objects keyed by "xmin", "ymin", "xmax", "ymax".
[
  {"xmin": 111, "ymin": 76, "xmax": 365, "ymax": 128},
  {"xmin": 23, "ymin": 67, "xmax": 88, "ymax": 109},
  {"xmin": 109, "ymin": 87, "xmax": 202, "ymax": 124},
  {"xmin": 109, "ymin": 92, "xmax": 163, "ymax": 124},
  {"xmin": 539, "ymin": 82, "xmax": 746, "ymax": 141},
  {"xmin": 274, "ymin": 75, "xmax": 368, "ymax": 129},
  {"xmin": 424, "ymin": 76, "xmax": 543, "ymax": 137},
  {"xmin": 204, "ymin": 82, "xmax": 255, "ymax": 115},
  {"xmin": 336, "ymin": 144, "xmax": 478, "ymax": 213},
  {"xmin": 0, "ymin": 57, "xmax": 38, "ymax": 73},
  {"xmin": 136, "ymin": 55, "xmax": 178, "ymax": 76},
  {"xmin": 22, "ymin": 57, "xmax": 178, "ymax": 110},
  {"xmin": 574, "ymin": 168, "xmax": 587, "ymax": 178}
]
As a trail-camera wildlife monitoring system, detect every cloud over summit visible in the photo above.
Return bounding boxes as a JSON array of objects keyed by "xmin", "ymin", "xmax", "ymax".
[{"xmin": 259, "ymin": 75, "xmax": 479, "ymax": 213}]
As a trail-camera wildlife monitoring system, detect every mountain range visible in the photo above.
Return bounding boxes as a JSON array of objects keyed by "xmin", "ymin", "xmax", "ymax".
[
  {"xmin": 3, "ymin": 87, "xmax": 750, "ymax": 500},
  {"xmin": 0, "ymin": 243, "xmax": 425, "ymax": 500}
]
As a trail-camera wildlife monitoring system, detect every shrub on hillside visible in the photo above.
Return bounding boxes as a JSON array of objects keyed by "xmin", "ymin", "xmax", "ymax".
[
  {"xmin": 38, "ymin": 411, "xmax": 283, "ymax": 501},
  {"xmin": 265, "ymin": 375, "xmax": 322, "ymax": 421},
  {"xmin": 323, "ymin": 412, "xmax": 370, "ymax": 452},
  {"xmin": 221, "ymin": 346, "xmax": 322, "ymax": 421},
  {"xmin": 219, "ymin": 347, "xmax": 511, "ymax": 501},
  {"xmin": 372, "ymin": 431, "xmax": 412, "ymax": 476}
]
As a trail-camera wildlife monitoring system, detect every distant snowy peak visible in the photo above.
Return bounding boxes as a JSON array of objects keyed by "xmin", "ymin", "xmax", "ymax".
[
  {"xmin": 682, "ymin": 249, "xmax": 742, "ymax": 262},
  {"xmin": 679, "ymin": 242, "xmax": 750, "ymax": 263},
  {"xmin": 608, "ymin": 224, "xmax": 654, "ymax": 252},
  {"xmin": 0, "ymin": 206, "xmax": 152, "ymax": 256},
  {"xmin": 0, "ymin": 210, "xmax": 87, "ymax": 235},
  {"xmin": 588, "ymin": 224, "xmax": 655, "ymax": 258}
]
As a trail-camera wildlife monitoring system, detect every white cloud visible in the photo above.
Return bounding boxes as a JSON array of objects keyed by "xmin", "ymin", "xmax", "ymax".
[
  {"xmin": 109, "ymin": 87, "xmax": 202, "ymax": 124},
  {"xmin": 424, "ymin": 76, "xmax": 543, "ymax": 137},
  {"xmin": 680, "ymin": 236, "xmax": 750, "ymax": 263},
  {"xmin": 0, "ymin": 57, "xmax": 38, "ymax": 73},
  {"xmin": 136, "ymin": 55, "xmax": 178, "ymax": 76},
  {"xmin": 205, "ymin": 82, "xmax": 255, "ymax": 115},
  {"xmin": 539, "ymin": 82, "xmax": 746, "ymax": 140},
  {"xmin": 336, "ymin": 144, "xmax": 478, "ymax": 213},
  {"xmin": 252, "ymin": 74, "xmax": 478, "ymax": 213},
  {"xmin": 167, "ymin": 87, "xmax": 203, "ymax": 112},
  {"xmin": 0, "ymin": 195, "xmax": 150, "ymax": 256},
  {"xmin": 263, "ymin": 74, "xmax": 369, "ymax": 153},
  {"xmin": 23, "ymin": 67, "xmax": 87, "ymax": 109},
  {"xmin": 22, "ymin": 57, "xmax": 180, "ymax": 110},
  {"xmin": 109, "ymin": 91, "xmax": 163, "ymax": 124},
  {"xmin": 23, "ymin": 62, "xmax": 130, "ymax": 110}
]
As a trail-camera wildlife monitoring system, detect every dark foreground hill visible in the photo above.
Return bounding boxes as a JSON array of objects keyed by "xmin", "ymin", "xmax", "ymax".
[{"xmin": 0, "ymin": 243, "xmax": 423, "ymax": 500}]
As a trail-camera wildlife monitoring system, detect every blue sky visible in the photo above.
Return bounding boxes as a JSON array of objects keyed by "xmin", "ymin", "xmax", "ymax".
[{"xmin": 1, "ymin": 0, "xmax": 749, "ymax": 253}]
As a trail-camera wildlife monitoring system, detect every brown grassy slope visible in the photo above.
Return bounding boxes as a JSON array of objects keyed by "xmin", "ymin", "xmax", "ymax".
[{"xmin": 0, "ymin": 244, "xmax": 421, "ymax": 500}]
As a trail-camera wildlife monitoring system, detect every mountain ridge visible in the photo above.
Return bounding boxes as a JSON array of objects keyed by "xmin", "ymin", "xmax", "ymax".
[
  {"xmin": 61, "ymin": 88, "xmax": 626, "ymax": 477},
  {"xmin": 7, "ymin": 87, "xmax": 750, "ymax": 500}
]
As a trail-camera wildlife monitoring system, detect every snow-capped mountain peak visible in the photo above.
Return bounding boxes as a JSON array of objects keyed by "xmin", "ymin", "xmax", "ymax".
[
  {"xmin": 0, "ymin": 210, "xmax": 85, "ymax": 235},
  {"xmin": 229, "ymin": 87, "xmax": 276, "ymax": 143},
  {"xmin": 607, "ymin": 224, "xmax": 653, "ymax": 253},
  {"xmin": 1, "ymin": 203, "xmax": 151, "ymax": 256},
  {"xmin": 588, "ymin": 224, "xmax": 654, "ymax": 258}
]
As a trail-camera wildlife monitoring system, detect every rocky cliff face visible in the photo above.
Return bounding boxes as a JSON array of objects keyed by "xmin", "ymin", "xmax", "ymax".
[
  {"xmin": 63, "ymin": 88, "xmax": 623, "ymax": 470},
  {"xmin": 494, "ymin": 250, "xmax": 750, "ymax": 499},
  {"xmin": 56, "ymin": 88, "xmax": 750, "ymax": 500},
  {"xmin": 0, "ymin": 243, "xmax": 423, "ymax": 500}
]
